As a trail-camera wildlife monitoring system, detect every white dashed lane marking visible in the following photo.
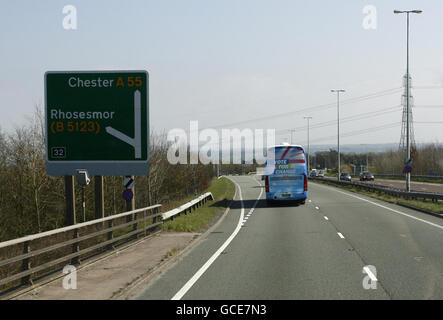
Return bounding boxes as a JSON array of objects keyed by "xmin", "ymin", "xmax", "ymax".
[{"xmin": 337, "ymin": 232, "xmax": 345, "ymax": 239}]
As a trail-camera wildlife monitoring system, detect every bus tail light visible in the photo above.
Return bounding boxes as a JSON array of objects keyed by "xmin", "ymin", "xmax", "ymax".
[
  {"xmin": 265, "ymin": 176, "xmax": 269, "ymax": 192},
  {"xmin": 304, "ymin": 174, "xmax": 308, "ymax": 192}
]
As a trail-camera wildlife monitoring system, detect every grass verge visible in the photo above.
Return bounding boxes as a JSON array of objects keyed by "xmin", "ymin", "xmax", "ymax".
[
  {"xmin": 162, "ymin": 177, "xmax": 235, "ymax": 232},
  {"xmin": 325, "ymin": 173, "xmax": 443, "ymax": 184},
  {"xmin": 312, "ymin": 179, "xmax": 443, "ymax": 216},
  {"xmin": 162, "ymin": 248, "xmax": 180, "ymax": 261},
  {"xmin": 373, "ymin": 175, "xmax": 443, "ymax": 184}
]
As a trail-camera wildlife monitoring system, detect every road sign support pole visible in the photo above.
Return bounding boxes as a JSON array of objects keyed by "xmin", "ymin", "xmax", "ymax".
[
  {"xmin": 64, "ymin": 176, "xmax": 76, "ymax": 225},
  {"xmin": 94, "ymin": 176, "xmax": 105, "ymax": 221},
  {"xmin": 81, "ymin": 186, "xmax": 86, "ymax": 223},
  {"xmin": 125, "ymin": 176, "xmax": 136, "ymax": 213}
]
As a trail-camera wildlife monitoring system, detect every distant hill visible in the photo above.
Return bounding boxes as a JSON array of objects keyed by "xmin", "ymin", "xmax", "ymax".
[
  {"xmin": 308, "ymin": 143, "xmax": 399, "ymax": 154},
  {"xmin": 215, "ymin": 143, "xmax": 442, "ymax": 162},
  {"xmin": 308, "ymin": 142, "xmax": 442, "ymax": 154}
]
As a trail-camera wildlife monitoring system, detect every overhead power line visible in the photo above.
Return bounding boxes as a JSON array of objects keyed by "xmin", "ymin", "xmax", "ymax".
[
  {"xmin": 414, "ymin": 105, "xmax": 443, "ymax": 108},
  {"xmin": 413, "ymin": 86, "xmax": 443, "ymax": 90},
  {"xmin": 301, "ymin": 122, "xmax": 402, "ymax": 144},
  {"xmin": 193, "ymin": 87, "xmax": 402, "ymax": 131},
  {"xmin": 276, "ymin": 105, "xmax": 401, "ymax": 135},
  {"xmin": 414, "ymin": 121, "xmax": 443, "ymax": 124}
]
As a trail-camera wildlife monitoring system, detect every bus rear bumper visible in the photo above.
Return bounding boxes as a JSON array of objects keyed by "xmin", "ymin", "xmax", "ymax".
[{"xmin": 266, "ymin": 192, "xmax": 307, "ymax": 202}]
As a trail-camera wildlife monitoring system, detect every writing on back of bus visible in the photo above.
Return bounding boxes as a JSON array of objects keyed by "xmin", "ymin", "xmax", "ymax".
[{"xmin": 265, "ymin": 148, "xmax": 306, "ymax": 176}]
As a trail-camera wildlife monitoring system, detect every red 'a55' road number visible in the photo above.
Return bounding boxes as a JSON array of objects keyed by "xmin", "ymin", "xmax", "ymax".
[{"xmin": 116, "ymin": 76, "xmax": 143, "ymax": 87}]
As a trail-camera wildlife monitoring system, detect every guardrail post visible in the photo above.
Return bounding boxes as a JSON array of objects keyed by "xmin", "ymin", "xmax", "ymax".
[
  {"xmin": 132, "ymin": 211, "xmax": 138, "ymax": 240},
  {"xmin": 107, "ymin": 220, "xmax": 114, "ymax": 250},
  {"xmin": 21, "ymin": 241, "xmax": 33, "ymax": 286},
  {"xmin": 71, "ymin": 228, "xmax": 81, "ymax": 265},
  {"xmin": 152, "ymin": 206, "xmax": 160, "ymax": 230},
  {"xmin": 143, "ymin": 209, "xmax": 147, "ymax": 237}
]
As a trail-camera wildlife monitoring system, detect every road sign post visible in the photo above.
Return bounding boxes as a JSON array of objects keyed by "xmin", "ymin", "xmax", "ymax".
[
  {"xmin": 64, "ymin": 176, "xmax": 76, "ymax": 225},
  {"xmin": 45, "ymin": 71, "xmax": 149, "ymax": 176},
  {"xmin": 404, "ymin": 165, "xmax": 412, "ymax": 174},
  {"xmin": 94, "ymin": 176, "xmax": 104, "ymax": 220},
  {"xmin": 123, "ymin": 178, "xmax": 136, "ymax": 238}
]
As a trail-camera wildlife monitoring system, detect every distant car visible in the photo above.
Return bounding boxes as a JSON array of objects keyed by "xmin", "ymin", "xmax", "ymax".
[
  {"xmin": 317, "ymin": 171, "xmax": 325, "ymax": 177},
  {"xmin": 360, "ymin": 171, "xmax": 375, "ymax": 181},
  {"xmin": 340, "ymin": 172, "xmax": 352, "ymax": 182},
  {"xmin": 310, "ymin": 170, "xmax": 318, "ymax": 178}
]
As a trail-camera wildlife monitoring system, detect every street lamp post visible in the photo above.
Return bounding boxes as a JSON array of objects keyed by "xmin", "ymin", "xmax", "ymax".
[
  {"xmin": 394, "ymin": 9, "xmax": 422, "ymax": 192},
  {"xmin": 289, "ymin": 129, "xmax": 296, "ymax": 144},
  {"xmin": 360, "ymin": 144, "xmax": 369, "ymax": 171},
  {"xmin": 331, "ymin": 89, "xmax": 345, "ymax": 181},
  {"xmin": 304, "ymin": 117, "xmax": 312, "ymax": 172}
]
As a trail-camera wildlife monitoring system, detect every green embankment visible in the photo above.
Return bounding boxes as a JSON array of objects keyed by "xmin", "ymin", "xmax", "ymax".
[{"xmin": 162, "ymin": 177, "xmax": 236, "ymax": 232}]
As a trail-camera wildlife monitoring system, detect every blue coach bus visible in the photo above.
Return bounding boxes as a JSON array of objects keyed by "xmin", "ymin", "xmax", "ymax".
[{"xmin": 264, "ymin": 144, "xmax": 308, "ymax": 204}]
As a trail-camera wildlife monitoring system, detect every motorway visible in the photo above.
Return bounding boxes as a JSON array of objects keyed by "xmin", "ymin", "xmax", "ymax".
[
  {"xmin": 360, "ymin": 178, "xmax": 443, "ymax": 193},
  {"xmin": 134, "ymin": 176, "xmax": 443, "ymax": 300},
  {"xmin": 322, "ymin": 176, "xmax": 443, "ymax": 193}
]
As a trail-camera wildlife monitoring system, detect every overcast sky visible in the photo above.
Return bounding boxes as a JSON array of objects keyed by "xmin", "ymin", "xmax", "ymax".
[{"xmin": 1, "ymin": 0, "xmax": 442, "ymax": 146}]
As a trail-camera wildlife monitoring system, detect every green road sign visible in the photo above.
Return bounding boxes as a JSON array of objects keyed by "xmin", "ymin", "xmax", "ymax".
[{"xmin": 45, "ymin": 70, "xmax": 149, "ymax": 176}]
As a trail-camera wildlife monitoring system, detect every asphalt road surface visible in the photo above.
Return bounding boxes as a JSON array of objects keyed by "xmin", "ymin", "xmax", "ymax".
[{"xmin": 134, "ymin": 176, "xmax": 443, "ymax": 300}]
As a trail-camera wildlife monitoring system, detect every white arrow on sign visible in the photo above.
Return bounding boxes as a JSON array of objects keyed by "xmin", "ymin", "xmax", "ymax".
[{"xmin": 106, "ymin": 90, "xmax": 142, "ymax": 159}]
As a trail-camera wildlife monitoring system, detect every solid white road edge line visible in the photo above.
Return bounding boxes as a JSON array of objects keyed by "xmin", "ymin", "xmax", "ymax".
[
  {"xmin": 313, "ymin": 183, "xmax": 443, "ymax": 231},
  {"xmin": 171, "ymin": 177, "xmax": 263, "ymax": 300}
]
